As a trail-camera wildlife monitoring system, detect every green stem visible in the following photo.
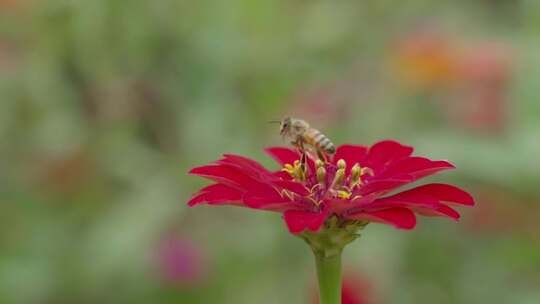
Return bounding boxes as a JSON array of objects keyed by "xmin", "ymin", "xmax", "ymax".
[
  {"xmin": 314, "ymin": 251, "xmax": 342, "ymax": 304},
  {"xmin": 300, "ymin": 217, "xmax": 366, "ymax": 304}
]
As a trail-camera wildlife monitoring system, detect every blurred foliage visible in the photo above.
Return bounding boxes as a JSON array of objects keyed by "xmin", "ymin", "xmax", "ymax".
[{"xmin": 1, "ymin": 0, "xmax": 539, "ymax": 303}]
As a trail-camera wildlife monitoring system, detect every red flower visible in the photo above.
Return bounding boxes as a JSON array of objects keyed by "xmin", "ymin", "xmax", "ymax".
[{"xmin": 188, "ymin": 140, "xmax": 474, "ymax": 234}]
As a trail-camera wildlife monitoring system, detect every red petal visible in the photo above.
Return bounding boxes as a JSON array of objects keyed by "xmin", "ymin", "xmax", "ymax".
[
  {"xmin": 221, "ymin": 154, "xmax": 268, "ymax": 171},
  {"xmin": 347, "ymin": 208, "xmax": 416, "ymax": 229},
  {"xmin": 365, "ymin": 182, "xmax": 472, "ymax": 221},
  {"xmin": 415, "ymin": 204, "xmax": 461, "ymax": 220},
  {"xmin": 242, "ymin": 189, "xmax": 291, "ymax": 209},
  {"xmin": 272, "ymin": 180, "xmax": 310, "ymax": 196},
  {"xmin": 189, "ymin": 165, "xmax": 273, "ymax": 192},
  {"xmin": 283, "ymin": 210, "xmax": 327, "ymax": 234},
  {"xmin": 274, "ymin": 170, "xmax": 293, "ymax": 180},
  {"xmin": 218, "ymin": 154, "xmax": 273, "ymax": 179},
  {"xmin": 198, "ymin": 183, "xmax": 240, "ymax": 194},
  {"xmin": 356, "ymin": 178, "xmax": 413, "ymax": 196},
  {"xmin": 333, "ymin": 145, "xmax": 368, "ymax": 174},
  {"xmin": 377, "ymin": 157, "xmax": 454, "ymax": 180},
  {"xmin": 392, "ymin": 183, "xmax": 475, "ymax": 206},
  {"xmin": 187, "ymin": 193, "xmax": 206, "ymax": 206},
  {"xmin": 325, "ymin": 192, "xmax": 381, "ymax": 215},
  {"xmin": 187, "ymin": 184, "xmax": 243, "ymax": 207},
  {"xmin": 326, "ymin": 198, "xmax": 352, "ymax": 214},
  {"xmin": 264, "ymin": 147, "xmax": 300, "ymax": 166},
  {"xmin": 365, "ymin": 140, "xmax": 414, "ymax": 172},
  {"xmin": 367, "ymin": 196, "xmax": 461, "ymax": 220}
]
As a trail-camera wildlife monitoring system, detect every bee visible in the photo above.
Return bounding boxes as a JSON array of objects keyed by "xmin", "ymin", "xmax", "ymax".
[{"xmin": 277, "ymin": 117, "xmax": 336, "ymax": 159}]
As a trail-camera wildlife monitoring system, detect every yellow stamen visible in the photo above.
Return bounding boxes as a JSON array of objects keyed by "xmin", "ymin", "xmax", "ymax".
[
  {"xmin": 293, "ymin": 160, "xmax": 306, "ymax": 181},
  {"xmin": 337, "ymin": 159, "xmax": 346, "ymax": 170},
  {"xmin": 350, "ymin": 163, "xmax": 361, "ymax": 179},
  {"xmin": 317, "ymin": 166, "xmax": 326, "ymax": 184},
  {"xmin": 331, "ymin": 168, "xmax": 345, "ymax": 189},
  {"xmin": 281, "ymin": 162, "xmax": 306, "ymax": 181},
  {"xmin": 281, "ymin": 160, "xmax": 305, "ymax": 181},
  {"xmin": 315, "ymin": 159, "xmax": 325, "ymax": 169},
  {"xmin": 350, "ymin": 163, "xmax": 362, "ymax": 188},
  {"xmin": 282, "ymin": 164, "xmax": 295, "ymax": 175}
]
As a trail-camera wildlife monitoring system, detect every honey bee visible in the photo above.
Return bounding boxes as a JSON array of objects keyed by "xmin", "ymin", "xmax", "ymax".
[{"xmin": 277, "ymin": 117, "xmax": 336, "ymax": 158}]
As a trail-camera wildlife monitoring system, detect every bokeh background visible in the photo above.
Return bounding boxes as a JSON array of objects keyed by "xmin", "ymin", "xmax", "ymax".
[{"xmin": 1, "ymin": 1, "xmax": 540, "ymax": 303}]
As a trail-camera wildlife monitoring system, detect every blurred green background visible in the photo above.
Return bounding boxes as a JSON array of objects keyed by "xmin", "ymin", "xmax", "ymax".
[{"xmin": 1, "ymin": 1, "xmax": 540, "ymax": 303}]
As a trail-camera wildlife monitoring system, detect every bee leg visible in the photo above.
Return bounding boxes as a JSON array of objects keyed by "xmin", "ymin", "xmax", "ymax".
[
  {"xmin": 316, "ymin": 148, "xmax": 328, "ymax": 163},
  {"xmin": 295, "ymin": 138, "xmax": 308, "ymax": 173},
  {"xmin": 300, "ymin": 152, "xmax": 307, "ymax": 173},
  {"xmin": 290, "ymin": 140, "xmax": 303, "ymax": 154},
  {"xmin": 317, "ymin": 149, "xmax": 326, "ymax": 163}
]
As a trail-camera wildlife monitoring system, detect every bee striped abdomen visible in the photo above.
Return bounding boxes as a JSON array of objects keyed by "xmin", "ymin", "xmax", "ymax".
[{"xmin": 305, "ymin": 128, "xmax": 336, "ymax": 154}]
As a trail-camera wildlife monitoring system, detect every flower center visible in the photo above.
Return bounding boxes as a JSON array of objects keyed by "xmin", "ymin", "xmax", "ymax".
[{"xmin": 281, "ymin": 158, "xmax": 374, "ymax": 205}]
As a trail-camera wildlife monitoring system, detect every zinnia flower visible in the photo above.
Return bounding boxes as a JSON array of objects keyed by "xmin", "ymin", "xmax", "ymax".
[{"xmin": 187, "ymin": 140, "xmax": 474, "ymax": 234}]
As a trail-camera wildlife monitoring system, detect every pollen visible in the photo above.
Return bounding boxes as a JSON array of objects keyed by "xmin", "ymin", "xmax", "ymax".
[
  {"xmin": 282, "ymin": 161, "xmax": 306, "ymax": 181},
  {"xmin": 281, "ymin": 164, "xmax": 295, "ymax": 175},
  {"xmin": 336, "ymin": 190, "xmax": 351, "ymax": 199},
  {"xmin": 293, "ymin": 160, "xmax": 306, "ymax": 181}
]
